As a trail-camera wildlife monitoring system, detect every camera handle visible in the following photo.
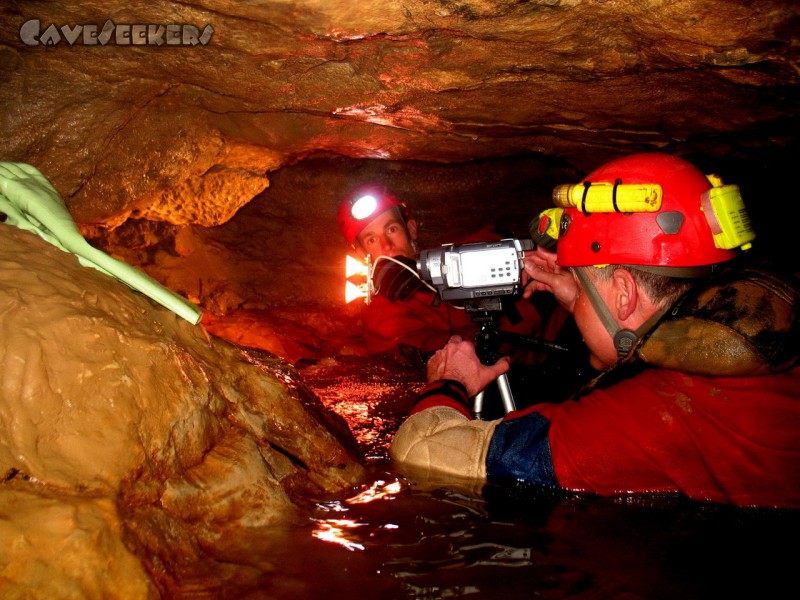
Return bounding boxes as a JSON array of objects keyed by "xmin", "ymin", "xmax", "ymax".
[{"xmin": 466, "ymin": 297, "xmax": 572, "ymax": 419}]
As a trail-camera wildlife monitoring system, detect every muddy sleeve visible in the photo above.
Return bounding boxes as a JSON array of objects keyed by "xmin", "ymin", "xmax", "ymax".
[{"xmin": 389, "ymin": 406, "xmax": 500, "ymax": 482}]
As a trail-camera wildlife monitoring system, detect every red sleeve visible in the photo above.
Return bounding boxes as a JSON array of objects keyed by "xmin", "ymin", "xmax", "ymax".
[{"xmin": 507, "ymin": 367, "xmax": 800, "ymax": 507}]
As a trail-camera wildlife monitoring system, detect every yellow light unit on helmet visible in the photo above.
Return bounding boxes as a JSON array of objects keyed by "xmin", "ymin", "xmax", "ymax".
[
  {"xmin": 350, "ymin": 194, "xmax": 379, "ymax": 220},
  {"xmin": 552, "ymin": 181, "xmax": 663, "ymax": 213},
  {"xmin": 700, "ymin": 183, "xmax": 756, "ymax": 251},
  {"xmin": 529, "ymin": 207, "xmax": 563, "ymax": 248}
]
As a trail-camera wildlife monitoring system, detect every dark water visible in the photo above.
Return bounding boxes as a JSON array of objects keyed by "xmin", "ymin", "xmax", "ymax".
[
  {"xmin": 212, "ymin": 356, "xmax": 799, "ymax": 599},
  {"xmin": 267, "ymin": 472, "xmax": 799, "ymax": 600}
]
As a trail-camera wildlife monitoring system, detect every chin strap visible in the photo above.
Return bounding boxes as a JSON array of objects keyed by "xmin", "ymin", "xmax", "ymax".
[{"xmin": 574, "ymin": 267, "xmax": 670, "ymax": 360}]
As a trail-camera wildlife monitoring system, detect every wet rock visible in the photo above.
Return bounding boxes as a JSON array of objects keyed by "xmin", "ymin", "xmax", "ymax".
[{"xmin": 0, "ymin": 225, "xmax": 365, "ymax": 596}]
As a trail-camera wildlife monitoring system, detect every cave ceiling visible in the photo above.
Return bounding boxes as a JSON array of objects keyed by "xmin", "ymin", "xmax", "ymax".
[
  {"xmin": 1, "ymin": 1, "xmax": 799, "ymax": 311},
  {"xmin": 2, "ymin": 0, "xmax": 798, "ymax": 224}
]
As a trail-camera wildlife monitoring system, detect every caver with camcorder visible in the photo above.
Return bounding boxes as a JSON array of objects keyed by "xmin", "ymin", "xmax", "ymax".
[
  {"xmin": 339, "ymin": 186, "xmax": 591, "ymax": 414},
  {"xmin": 416, "ymin": 236, "xmax": 576, "ymax": 417},
  {"xmin": 352, "ymin": 235, "xmax": 580, "ymax": 418}
]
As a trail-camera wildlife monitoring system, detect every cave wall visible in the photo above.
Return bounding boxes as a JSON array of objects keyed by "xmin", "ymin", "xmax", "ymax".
[{"xmin": 1, "ymin": 0, "xmax": 798, "ymax": 312}]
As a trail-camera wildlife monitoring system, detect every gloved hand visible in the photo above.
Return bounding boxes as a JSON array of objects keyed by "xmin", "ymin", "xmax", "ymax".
[{"xmin": 372, "ymin": 256, "xmax": 425, "ymax": 301}]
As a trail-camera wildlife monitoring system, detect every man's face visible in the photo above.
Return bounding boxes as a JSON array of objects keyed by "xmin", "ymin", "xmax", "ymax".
[
  {"xmin": 571, "ymin": 268, "xmax": 619, "ymax": 371},
  {"xmin": 355, "ymin": 207, "xmax": 418, "ymax": 259}
]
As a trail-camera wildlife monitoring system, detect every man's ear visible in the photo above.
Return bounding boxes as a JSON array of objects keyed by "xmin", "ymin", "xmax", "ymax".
[
  {"xmin": 613, "ymin": 268, "xmax": 639, "ymax": 322},
  {"xmin": 406, "ymin": 218, "xmax": 418, "ymax": 241}
]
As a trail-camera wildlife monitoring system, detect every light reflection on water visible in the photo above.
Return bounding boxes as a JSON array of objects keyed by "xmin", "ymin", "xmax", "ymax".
[
  {"xmin": 312, "ymin": 479, "xmax": 404, "ymax": 552},
  {"xmin": 298, "ymin": 355, "xmax": 425, "ymax": 462},
  {"xmin": 192, "ymin": 354, "xmax": 800, "ymax": 599},
  {"xmin": 257, "ymin": 468, "xmax": 798, "ymax": 600}
]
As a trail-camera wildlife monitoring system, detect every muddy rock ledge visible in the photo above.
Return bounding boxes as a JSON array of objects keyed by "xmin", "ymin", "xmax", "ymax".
[{"xmin": 0, "ymin": 226, "xmax": 365, "ymax": 597}]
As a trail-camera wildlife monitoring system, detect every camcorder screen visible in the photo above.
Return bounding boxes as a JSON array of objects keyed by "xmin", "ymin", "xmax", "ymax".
[{"xmin": 417, "ymin": 238, "xmax": 534, "ymax": 301}]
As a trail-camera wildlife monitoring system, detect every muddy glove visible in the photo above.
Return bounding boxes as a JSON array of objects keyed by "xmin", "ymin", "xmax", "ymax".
[{"xmin": 372, "ymin": 256, "xmax": 424, "ymax": 301}]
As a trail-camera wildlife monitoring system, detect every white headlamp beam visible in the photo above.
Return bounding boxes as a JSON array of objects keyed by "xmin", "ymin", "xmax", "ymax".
[{"xmin": 350, "ymin": 194, "xmax": 378, "ymax": 220}]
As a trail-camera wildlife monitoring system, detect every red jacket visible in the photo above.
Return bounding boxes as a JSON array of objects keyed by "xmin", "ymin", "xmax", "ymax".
[
  {"xmin": 404, "ymin": 267, "xmax": 800, "ymax": 507},
  {"xmin": 486, "ymin": 366, "xmax": 800, "ymax": 508},
  {"xmin": 362, "ymin": 290, "xmax": 474, "ymax": 355}
]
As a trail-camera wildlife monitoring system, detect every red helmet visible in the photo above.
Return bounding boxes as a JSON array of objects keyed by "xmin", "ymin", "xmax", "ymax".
[
  {"xmin": 555, "ymin": 153, "xmax": 754, "ymax": 274},
  {"xmin": 337, "ymin": 185, "xmax": 409, "ymax": 246}
]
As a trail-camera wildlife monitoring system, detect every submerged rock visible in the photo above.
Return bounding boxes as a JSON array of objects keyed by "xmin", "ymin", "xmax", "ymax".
[{"xmin": 0, "ymin": 226, "xmax": 365, "ymax": 597}]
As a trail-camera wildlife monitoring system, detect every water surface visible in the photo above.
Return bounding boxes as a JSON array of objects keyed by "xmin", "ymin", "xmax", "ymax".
[{"xmin": 258, "ymin": 355, "xmax": 800, "ymax": 600}]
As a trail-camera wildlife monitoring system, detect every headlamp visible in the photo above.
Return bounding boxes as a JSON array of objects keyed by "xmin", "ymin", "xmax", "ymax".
[
  {"xmin": 701, "ymin": 179, "xmax": 755, "ymax": 251},
  {"xmin": 554, "ymin": 175, "xmax": 755, "ymax": 253},
  {"xmin": 552, "ymin": 180, "xmax": 663, "ymax": 213},
  {"xmin": 529, "ymin": 207, "xmax": 563, "ymax": 249},
  {"xmin": 350, "ymin": 194, "xmax": 379, "ymax": 221}
]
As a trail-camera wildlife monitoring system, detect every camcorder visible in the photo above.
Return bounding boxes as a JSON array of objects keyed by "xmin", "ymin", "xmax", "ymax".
[{"xmin": 416, "ymin": 238, "xmax": 535, "ymax": 302}]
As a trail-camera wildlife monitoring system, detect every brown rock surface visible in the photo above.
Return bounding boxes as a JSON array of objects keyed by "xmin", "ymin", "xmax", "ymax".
[
  {"xmin": 2, "ymin": 1, "xmax": 797, "ymax": 225},
  {"xmin": 0, "ymin": 225, "xmax": 364, "ymax": 596}
]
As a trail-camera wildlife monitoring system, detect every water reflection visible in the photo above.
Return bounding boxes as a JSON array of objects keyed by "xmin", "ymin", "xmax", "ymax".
[
  {"xmin": 312, "ymin": 519, "xmax": 368, "ymax": 551},
  {"xmin": 298, "ymin": 355, "xmax": 425, "ymax": 462},
  {"xmin": 313, "ymin": 479, "xmax": 405, "ymax": 551},
  {"xmin": 190, "ymin": 458, "xmax": 799, "ymax": 599}
]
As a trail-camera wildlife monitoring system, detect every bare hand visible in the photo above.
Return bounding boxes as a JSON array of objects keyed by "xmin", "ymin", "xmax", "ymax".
[
  {"xmin": 521, "ymin": 247, "xmax": 578, "ymax": 312},
  {"xmin": 426, "ymin": 336, "xmax": 511, "ymax": 397}
]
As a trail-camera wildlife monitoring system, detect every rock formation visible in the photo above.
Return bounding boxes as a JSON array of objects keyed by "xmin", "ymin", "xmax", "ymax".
[{"xmin": 0, "ymin": 226, "xmax": 364, "ymax": 597}]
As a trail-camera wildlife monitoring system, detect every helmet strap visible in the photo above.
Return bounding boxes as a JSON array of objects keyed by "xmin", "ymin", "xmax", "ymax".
[{"xmin": 574, "ymin": 267, "xmax": 670, "ymax": 360}]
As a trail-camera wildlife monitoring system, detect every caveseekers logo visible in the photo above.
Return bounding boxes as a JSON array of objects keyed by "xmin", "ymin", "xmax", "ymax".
[{"xmin": 19, "ymin": 19, "xmax": 214, "ymax": 46}]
